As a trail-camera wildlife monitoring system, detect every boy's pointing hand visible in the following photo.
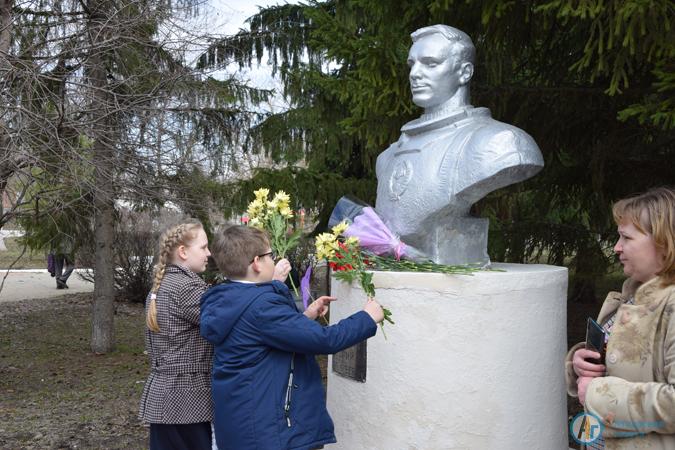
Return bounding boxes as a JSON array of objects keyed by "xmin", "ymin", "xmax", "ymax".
[{"xmin": 304, "ymin": 296, "xmax": 336, "ymax": 320}]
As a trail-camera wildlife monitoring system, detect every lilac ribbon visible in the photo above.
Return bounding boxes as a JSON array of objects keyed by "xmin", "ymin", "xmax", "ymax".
[
  {"xmin": 394, "ymin": 241, "xmax": 406, "ymax": 261},
  {"xmin": 300, "ymin": 266, "xmax": 312, "ymax": 310}
]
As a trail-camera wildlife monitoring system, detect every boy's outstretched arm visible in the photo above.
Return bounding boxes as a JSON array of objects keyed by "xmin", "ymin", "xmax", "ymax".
[
  {"xmin": 305, "ymin": 296, "xmax": 384, "ymax": 324},
  {"xmin": 253, "ymin": 295, "xmax": 379, "ymax": 355}
]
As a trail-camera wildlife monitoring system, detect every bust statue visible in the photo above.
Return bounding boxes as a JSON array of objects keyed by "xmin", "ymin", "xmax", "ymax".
[{"xmin": 375, "ymin": 25, "xmax": 544, "ymax": 266}]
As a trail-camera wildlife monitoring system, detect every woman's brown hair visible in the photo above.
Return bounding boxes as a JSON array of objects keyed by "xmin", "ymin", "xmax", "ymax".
[{"xmin": 146, "ymin": 220, "xmax": 203, "ymax": 332}]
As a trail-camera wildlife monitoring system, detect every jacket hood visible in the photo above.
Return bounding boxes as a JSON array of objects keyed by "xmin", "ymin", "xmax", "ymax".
[{"xmin": 200, "ymin": 280, "xmax": 290, "ymax": 346}]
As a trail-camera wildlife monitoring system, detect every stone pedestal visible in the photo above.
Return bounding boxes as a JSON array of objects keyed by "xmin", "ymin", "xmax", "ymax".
[{"xmin": 327, "ymin": 264, "xmax": 568, "ymax": 450}]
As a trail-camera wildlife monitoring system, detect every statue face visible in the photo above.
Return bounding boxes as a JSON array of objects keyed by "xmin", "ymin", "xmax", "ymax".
[{"xmin": 407, "ymin": 33, "xmax": 463, "ymax": 109}]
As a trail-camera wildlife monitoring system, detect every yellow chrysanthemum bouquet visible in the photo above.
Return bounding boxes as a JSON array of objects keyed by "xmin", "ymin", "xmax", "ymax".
[{"xmin": 246, "ymin": 188, "xmax": 302, "ymax": 295}]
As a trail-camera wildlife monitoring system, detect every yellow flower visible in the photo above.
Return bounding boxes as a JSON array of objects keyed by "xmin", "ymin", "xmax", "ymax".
[
  {"xmin": 315, "ymin": 232, "xmax": 337, "ymax": 260},
  {"xmin": 267, "ymin": 191, "xmax": 290, "ymax": 214},
  {"xmin": 247, "ymin": 199, "xmax": 265, "ymax": 219},
  {"xmin": 279, "ymin": 206, "xmax": 293, "ymax": 218},
  {"xmin": 345, "ymin": 236, "xmax": 360, "ymax": 246},
  {"xmin": 254, "ymin": 188, "xmax": 270, "ymax": 201},
  {"xmin": 329, "ymin": 240, "xmax": 341, "ymax": 253},
  {"xmin": 273, "ymin": 190, "xmax": 290, "ymax": 206},
  {"xmin": 331, "ymin": 221, "xmax": 349, "ymax": 236},
  {"xmin": 249, "ymin": 217, "xmax": 263, "ymax": 229}
]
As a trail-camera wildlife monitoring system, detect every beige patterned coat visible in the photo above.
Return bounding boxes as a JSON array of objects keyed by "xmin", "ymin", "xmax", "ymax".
[{"xmin": 565, "ymin": 277, "xmax": 675, "ymax": 449}]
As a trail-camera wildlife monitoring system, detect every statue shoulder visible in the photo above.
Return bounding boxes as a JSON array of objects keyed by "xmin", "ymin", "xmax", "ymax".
[
  {"xmin": 467, "ymin": 118, "xmax": 543, "ymax": 166},
  {"xmin": 451, "ymin": 116, "xmax": 544, "ymax": 203}
]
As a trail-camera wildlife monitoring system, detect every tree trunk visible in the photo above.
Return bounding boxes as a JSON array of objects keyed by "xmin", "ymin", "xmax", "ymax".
[
  {"xmin": 87, "ymin": 0, "xmax": 115, "ymax": 353},
  {"xmin": 0, "ymin": 0, "xmax": 12, "ymax": 230},
  {"xmin": 91, "ymin": 185, "xmax": 115, "ymax": 353},
  {"xmin": 0, "ymin": 0, "xmax": 11, "ymax": 62}
]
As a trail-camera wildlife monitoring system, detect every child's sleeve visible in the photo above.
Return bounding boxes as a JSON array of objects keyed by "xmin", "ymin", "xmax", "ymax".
[
  {"xmin": 253, "ymin": 294, "xmax": 377, "ymax": 354},
  {"xmin": 178, "ymin": 279, "xmax": 208, "ymax": 325}
]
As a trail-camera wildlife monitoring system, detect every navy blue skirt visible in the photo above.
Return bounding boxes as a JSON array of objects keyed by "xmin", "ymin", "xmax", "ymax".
[{"xmin": 149, "ymin": 422, "xmax": 212, "ymax": 450}]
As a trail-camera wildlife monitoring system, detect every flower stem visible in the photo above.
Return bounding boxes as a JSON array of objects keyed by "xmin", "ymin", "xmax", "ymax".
[{"xmin": 288, "ymin": 273, "xmax": 299, "ymax": 297}]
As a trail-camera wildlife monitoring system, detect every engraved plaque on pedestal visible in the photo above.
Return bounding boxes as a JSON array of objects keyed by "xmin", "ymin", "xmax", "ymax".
[{"xmin": 332, "ymin": 341, "xmax": 367, "ymax": 382}]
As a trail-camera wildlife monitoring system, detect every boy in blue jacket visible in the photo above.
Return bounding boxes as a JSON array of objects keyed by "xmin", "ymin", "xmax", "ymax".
[{"xmin": 200, "ymin": 225, "xmax": 384, "ymax": 450}]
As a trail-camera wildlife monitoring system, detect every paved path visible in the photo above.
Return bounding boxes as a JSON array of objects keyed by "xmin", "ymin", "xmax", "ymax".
[{"xmin": 0, "ymin": 269, "xmax": 94, "ymax": 303}]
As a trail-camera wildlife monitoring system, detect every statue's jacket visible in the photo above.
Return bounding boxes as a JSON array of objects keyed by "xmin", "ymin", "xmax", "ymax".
[
  {"xmin": 565, "ymin": 277, "xmax": 675, "ymax": 449},
  {"xmin": 375, "ymin": 106, "xmax": 543, "ymax": 238}
]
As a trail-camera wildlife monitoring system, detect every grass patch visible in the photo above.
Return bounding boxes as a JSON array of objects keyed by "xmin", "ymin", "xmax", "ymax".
[
  {"xmin": 0, "ymin": 237, "xmax": 46, "ymax": 270},
  {"xmin": 0, "ymin": 293, "xmax": 149, "ymax": 449}
]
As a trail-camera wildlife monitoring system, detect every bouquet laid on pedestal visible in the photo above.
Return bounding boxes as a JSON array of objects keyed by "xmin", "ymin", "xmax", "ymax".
[
  {"xmin": 328, "ymin": 196, "xmax": 482, "ymax": 274},
  {"xmin": 316, "ymin": 197, "xmax": 483, "ymax": 338},
  {"xmin": 328, "ymin": 196, "xmax": 425, "ymax": 261},
  {"xmin": 315, "ymin": 221, "xmax": 394, "ymax": 337}
]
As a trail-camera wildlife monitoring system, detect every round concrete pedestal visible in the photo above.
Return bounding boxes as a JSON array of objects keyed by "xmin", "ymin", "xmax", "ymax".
[{"xmin": 327, "ymin": 263, "xmax": 568, "ymax": 450}]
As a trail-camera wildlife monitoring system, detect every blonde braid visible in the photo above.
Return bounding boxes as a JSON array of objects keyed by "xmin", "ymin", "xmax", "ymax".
[{"xmin": 146, "ymin": 221, "xmax": 202, "ymax": 332}]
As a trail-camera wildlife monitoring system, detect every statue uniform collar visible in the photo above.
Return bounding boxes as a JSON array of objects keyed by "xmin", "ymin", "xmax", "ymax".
[{"xmin": 400, "ymin": 105, "xmax": 491, "ymax": 136}]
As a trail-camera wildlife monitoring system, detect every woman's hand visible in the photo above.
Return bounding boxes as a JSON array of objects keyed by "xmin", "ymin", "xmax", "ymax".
[
  {"xmin": 573, "ymin": 348, "xmax": 606, "ymax": 406},
  {"xmin": 304, "ymin": 296, "xmax": 336, "ymax": 320},
  {"xmin": 577, "ymin": 376, "xmax": 596, "ymax": 405},
  {"xmin": 272, "ymin": 258, "xmax": 292, "ymax": 282},
  {"xmin": 572, "ymin": 348, "xmax": 606, "ymax": 378}
]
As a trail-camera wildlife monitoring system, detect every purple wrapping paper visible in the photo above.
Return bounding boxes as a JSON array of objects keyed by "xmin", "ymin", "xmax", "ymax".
[
  {"xmin": 328, "ymin": 196, "xmax": 427, "ymax": 261},
  {"xmin": 343, "ymin": 207, "xmax": 408, "ymax": 259},
  {"xmin": 300, "ymin": 265, "xmax": 312, "ymax": 310}
]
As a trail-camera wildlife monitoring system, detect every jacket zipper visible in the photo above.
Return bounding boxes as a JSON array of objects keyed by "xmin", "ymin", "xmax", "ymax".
[{"xmin": 284, "ymin": 353, "xmax": 295, "ymax": 427}]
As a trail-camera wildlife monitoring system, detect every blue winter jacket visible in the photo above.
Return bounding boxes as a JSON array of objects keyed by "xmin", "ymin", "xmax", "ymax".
[{"xmin": 200, "ymin": 280, "xmax": 377, "ymax": 450}]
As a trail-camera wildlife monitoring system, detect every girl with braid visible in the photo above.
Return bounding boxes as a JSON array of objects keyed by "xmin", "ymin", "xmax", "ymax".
[{"xmin": 138, "ymin": 220, "xmax": 215, "ymax": 450}]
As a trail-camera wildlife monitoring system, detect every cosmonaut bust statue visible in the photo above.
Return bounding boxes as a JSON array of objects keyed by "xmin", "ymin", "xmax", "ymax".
[{"xmin": 375, "ymin": 24, "xmax": 544, "ymax": 266}]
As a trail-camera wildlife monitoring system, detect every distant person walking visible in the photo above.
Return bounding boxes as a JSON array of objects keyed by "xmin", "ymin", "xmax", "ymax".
[{"xmin": 51, "ymin": 234, "xmax": 75, "ymax": 289}]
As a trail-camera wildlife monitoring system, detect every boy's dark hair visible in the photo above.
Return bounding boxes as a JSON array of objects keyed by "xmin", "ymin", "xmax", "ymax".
[{"xmin": 212, "ymin": 225, "xmax": 270, "ymax": 279}]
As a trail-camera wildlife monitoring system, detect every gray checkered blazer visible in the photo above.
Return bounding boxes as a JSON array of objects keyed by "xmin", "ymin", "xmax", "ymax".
[{"xmin": 138, "ymin": 264, "xmax": 214, "ymax": 424}]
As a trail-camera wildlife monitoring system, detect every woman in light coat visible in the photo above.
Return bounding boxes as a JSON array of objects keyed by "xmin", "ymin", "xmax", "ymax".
[{"xmin": 566, "ymin": 187, "xmax": 675, "ymax": 449}]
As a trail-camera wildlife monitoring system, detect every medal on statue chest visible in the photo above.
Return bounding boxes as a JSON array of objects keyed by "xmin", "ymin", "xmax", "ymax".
[{"xmin": 388, "ymin": 158, "xmax": 413, "ymax": 201}]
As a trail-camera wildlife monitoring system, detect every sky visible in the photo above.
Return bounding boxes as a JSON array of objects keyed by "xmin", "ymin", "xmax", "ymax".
[
  {"xmin": 207, "ymin": 0, "xmax": 293, "ymax": 103},
  {"xmin": 210, "ymin": 0, "xmax": 283, "ymax": 36}
]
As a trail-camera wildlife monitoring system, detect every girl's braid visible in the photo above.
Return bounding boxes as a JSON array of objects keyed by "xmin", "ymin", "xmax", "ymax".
[{"xmin": 146, "ymin": 222, "xmax": 200, "ymax": 332}]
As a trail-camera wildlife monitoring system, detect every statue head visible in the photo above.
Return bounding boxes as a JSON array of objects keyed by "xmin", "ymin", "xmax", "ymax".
[{"xmin": 408, "ymin": 25, "xmax": 475, "ymax": 111}]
